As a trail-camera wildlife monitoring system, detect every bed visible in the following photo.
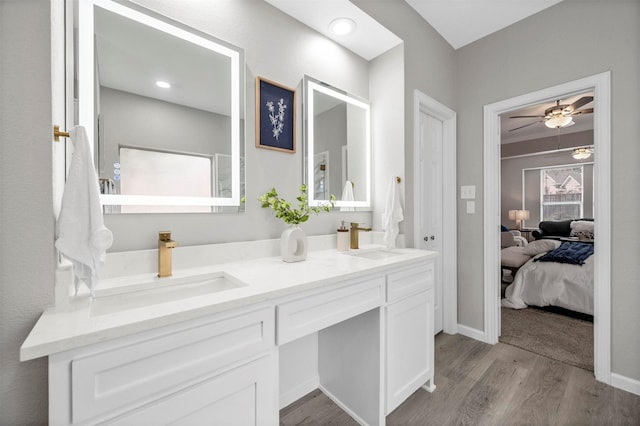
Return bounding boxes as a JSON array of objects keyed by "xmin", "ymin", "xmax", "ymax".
[{"xmin": 502, "ymin": 239, "xmax": 594, "ymax": 315}]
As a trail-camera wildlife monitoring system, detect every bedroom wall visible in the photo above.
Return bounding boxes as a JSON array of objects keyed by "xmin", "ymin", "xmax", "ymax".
[
  {"xmin": 501, "ymin": 129, "xmax": 595, "ymax": 227},
  {"xmin": 501, "ymin": 155, "xmax": 593, "ymax": 228},
  {"xmin": 457, "ymin": 0, "xmax": 640, "ymax": 382}
]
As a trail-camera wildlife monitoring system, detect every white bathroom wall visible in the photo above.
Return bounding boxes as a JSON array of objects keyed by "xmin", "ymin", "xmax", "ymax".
[
  {"xmin": 369, "ymin": 44, "xmax": 405, "ymax": 234},
  {"xmin": 104, "ymin": 0, "xmax": 375, "ymax": 251}
]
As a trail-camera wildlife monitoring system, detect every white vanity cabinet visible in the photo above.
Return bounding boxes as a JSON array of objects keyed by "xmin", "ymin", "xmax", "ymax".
[
  {"xmin": 385, "ymin": 260, "xmax": 436, "ymax": 414},
  {"xmin": 48, "ymin": 305, "xmax": 277, "ymax": 426},
  {"xmin": 25, "ymin": 247, "xmax": 438, "ymax": 425}
]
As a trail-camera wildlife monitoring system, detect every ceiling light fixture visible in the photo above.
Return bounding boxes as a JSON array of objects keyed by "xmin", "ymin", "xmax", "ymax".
[
  {"xmin": 544, "ymin": 114, "xmax": 573, "ymax": 129},
  {"xmin": 572, "ymin": 147, "xmax": 593, "ymax": 160},
  {"xmin": 155, "ymin": 80, "xmax": 171, "ymax": 89},
  {"xmin": 329, "ymin": 18, "xmax": 356, "ymax": 36}
]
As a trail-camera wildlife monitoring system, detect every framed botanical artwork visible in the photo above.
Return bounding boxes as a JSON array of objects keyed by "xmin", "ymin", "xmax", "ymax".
[{"xmin": 256, "ymin": 77, "xmax": 296, "ymax": 153}]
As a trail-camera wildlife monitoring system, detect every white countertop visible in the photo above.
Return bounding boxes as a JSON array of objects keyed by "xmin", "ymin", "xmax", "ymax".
[{"xmin": 21, "ymin": 245, "xmax": 436, "ymax": 361}]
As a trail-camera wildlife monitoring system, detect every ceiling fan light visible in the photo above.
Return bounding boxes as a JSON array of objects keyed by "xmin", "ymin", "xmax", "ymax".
[
  {"xmin": 572, "ymin": 147, "xmax": 593, "ymax": 160},
  {"xmin": 545, "ymin": 115, "xmax": 573, "ymax": 129}
]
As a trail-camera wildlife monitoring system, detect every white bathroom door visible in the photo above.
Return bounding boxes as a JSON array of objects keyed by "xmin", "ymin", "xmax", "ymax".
[{"xmin": 417, "ymin": 111, "xmax": 444, "ymax": 334}]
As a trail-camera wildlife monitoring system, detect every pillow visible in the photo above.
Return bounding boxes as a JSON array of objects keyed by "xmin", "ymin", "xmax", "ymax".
[
  {"xmin": 570, "ymin": 220, "xmax": 594, "ymax": 239},
  {"xmin": 570, "ymin": 229, "xmax": 594, "ymax": 240},
  {"xmin": 570, "ymin": 220, "xmax": 594, "ymax": 232},
  {"xmin": 522, "ymin": 239, "xmax": 561, "ymax": 256}
]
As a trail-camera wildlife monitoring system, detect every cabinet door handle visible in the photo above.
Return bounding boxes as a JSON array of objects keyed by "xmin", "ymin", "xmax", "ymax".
[{"xmin": 424, "ymin": 235, "xmax": 435, "ymax": 241}]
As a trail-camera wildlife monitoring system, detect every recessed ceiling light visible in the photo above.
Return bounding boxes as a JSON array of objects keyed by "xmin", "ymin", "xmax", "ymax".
[
  {"xmin": 155, "ymin": 80, "xmax": 171, "ymax": 89},
  {"xmin": 329, "ymin": 18, "xmax": 356, "ymax": 36}
]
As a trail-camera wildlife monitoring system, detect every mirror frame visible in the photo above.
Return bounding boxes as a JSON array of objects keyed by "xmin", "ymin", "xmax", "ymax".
[
  {"xmin": 304, "ymin": 77, "xmax": 371, "ymax": 209},
  {"xmin": 78, "ymin": 0, "xmax": 244, "ymax": 208}
]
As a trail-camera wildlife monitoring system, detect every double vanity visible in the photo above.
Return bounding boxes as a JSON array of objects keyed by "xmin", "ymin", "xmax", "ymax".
[
  {"xmin": 22, "ymin": 238, "xmax": 437, "ymax": 425},
  {"xmin": 34, "ymin": 1, "xmax": 436, "ymax": 423}
]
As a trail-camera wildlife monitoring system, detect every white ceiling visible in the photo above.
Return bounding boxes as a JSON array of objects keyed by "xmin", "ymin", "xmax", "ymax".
[
  {"xmin": 264, "ymin": 0, "xmax": 402, "ymax": 61},
  {"xmin": 265, "ymin": 0, "xmax": 565, "ymax": 59},
  {"xmin": 95, "ymin": 6, "xmax": 231, "ymax": 116},
  {"xmin": 405, "ymin": 0, "xmax": 564, "ymax": 49}
]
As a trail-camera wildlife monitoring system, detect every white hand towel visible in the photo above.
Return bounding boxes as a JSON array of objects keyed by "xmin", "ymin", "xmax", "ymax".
[
  {"xmin": 382, "ymin": 176, "xmax": 403, "ymax": 249},
  {"xmin": 340, "ymin": 180, "xmax": 355, "ymax": 212},
  {"xmin": 55, "ymin": 126, "xmax": 113, "ymax": 296}
]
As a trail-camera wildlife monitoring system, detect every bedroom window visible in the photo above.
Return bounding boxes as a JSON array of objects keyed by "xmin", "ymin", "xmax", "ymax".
[{"xmin": 540, "ymin": 165, "xmax": 584, "ymax": 221}]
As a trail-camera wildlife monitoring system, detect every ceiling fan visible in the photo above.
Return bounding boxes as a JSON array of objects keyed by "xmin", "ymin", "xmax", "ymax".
[{"xmin": 509, "ymin": 96, "xmax": 594, "ymax": 132}]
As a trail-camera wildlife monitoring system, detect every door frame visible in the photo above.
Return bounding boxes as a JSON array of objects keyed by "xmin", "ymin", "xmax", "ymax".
[
  {"xmin": 483, "ymin": 72, "xmax": 611, "ymax": 383},
  {"xmin": 413, "ymin": 90, "xmax": 457, "ymax": 334}
]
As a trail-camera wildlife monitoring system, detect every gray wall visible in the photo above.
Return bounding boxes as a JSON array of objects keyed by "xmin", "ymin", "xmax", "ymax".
[
  {"xmin": 102, "ymin": 0, "xmax": 373, "ymax": 251},
  {"xmin": 457, "ymin": 0, "xmax": 640, "ymax": 380},
  {"xmin": 315, "ymin": 103, "xmax": 347, "ymax": 198},
  {"xmin": 501, "ymin": 155, "xmax": 594, "ymax": 227},
  {"xmin": 100, "ymin": 86, "xmax": 232, "ymax": 163},
  {"xmin": 355, "ymin": 0, "xmax": 457, "ymax": 246},
  {"xmin": 502, "ymin": 130, "xmax": 595, "ymax": 226},
  {"xmin": 0, "ymin": 1, "xmax": 54, "ymax": 424}
]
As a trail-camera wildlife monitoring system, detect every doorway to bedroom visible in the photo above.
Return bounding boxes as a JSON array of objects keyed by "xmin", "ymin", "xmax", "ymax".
[
  {"xmin": 498, "ymin": 93, "xmax": 595, "ymax": 371},
  {"xmin": 483, "ymin": 72, "xmax": 611, "ymax": 383}
]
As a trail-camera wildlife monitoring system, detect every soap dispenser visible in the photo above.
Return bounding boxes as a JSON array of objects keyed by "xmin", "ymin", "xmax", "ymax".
[{"xmin": 337, "ymin": 221, "xmax": 350, "ymax": 252}]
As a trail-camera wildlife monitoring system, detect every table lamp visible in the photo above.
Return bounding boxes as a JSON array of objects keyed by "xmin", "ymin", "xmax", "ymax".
[{"xmin": 508, "ymin": 209, "xmax": 530, "ymax": 230}]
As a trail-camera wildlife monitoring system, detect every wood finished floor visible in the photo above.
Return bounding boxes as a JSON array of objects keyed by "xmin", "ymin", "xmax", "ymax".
[{"xmin": 280, "ymin": 333, "xmax": 640, "ymax": 425}]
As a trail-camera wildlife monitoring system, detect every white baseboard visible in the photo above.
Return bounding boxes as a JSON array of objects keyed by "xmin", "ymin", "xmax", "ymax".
[
  {"xmin": 457, "ymin": 324, "xmax": 487, "ymax": 343},
  {"xmin": 611, "ymin": 373, "xmax": 640, "ymax": 396},
  {"xmin": 319, "ymin": 385, "xmax": 369, "ymax": 426},
  {"xmin": 279, "ymin": 376, "xmax": 319, "ymax": 409}
]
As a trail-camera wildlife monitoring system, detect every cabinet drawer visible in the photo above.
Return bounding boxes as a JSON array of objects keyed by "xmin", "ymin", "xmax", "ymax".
[
  {"xmin": 277, "ymin": 276, "xmax": 384, "ymax": 344},
  {"xmin": 103, "ymin": 354, "xmax": 278, "ymax": 426},
  {"xmin": 71, "ymin": 307, "xmax": 274, "ymax": 424},
  {"xmin": 386, "ymin": 261, "xmax": 434, "ymax": 303}
]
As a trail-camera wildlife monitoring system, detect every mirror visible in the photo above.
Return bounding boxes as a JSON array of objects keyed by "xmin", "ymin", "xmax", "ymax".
[
  {"xmin": 78, "ymin": 0, "xmax": 244, "ymax": 213},
  {"xmin": 304, "ymin": 76, "xmax": 371, "ymax": 209}
]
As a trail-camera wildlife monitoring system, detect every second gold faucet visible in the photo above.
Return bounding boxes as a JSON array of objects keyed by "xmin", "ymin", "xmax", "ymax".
[
  {"xmin": 350, "ymin": 222, "xmax": 372, "ymax": 249},
  {"xmin": 158, "ymin": 231, "xmax": 178, "ymax": 277}
]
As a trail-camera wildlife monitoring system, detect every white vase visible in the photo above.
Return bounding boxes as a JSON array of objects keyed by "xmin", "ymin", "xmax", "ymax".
[{"xmin": 281, "ymin": 225, "xmax": 308, "ymax": 262}]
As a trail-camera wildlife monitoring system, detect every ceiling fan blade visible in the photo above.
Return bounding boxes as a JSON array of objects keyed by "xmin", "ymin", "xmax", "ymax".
[
  {"xmin": 509, "ymin": 121, "xmax": 542, "ymax": 132},
  {"xmin": 568, "ymin": 96, "xmax": 594, "ymax": 112},
  {"xmin": 570, "ymin": 108, "xmax": 594, "ymax": 116},
  {"xmin": 509, "ymin": 115, "xmax": 544, "ymax": 118}
]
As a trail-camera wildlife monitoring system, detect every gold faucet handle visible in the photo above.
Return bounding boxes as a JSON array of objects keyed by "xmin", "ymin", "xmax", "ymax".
[
  {"xmin": 159, "ymin": 231, "xmax": 172, "ymax": 241},
  {"xmin": 350, "ymin": 222, "xmax": 372, "ymax": 231}
]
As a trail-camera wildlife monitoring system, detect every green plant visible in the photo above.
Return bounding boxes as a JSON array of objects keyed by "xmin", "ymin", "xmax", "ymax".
[{"xmin": 259, "ymin": 184, "xmax": 335, "ymax": 225}]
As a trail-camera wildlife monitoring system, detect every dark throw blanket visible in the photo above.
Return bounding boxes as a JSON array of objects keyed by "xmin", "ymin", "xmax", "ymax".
[{"xmin": 535, "ymin": 241, "xmax": 594, "ymax": 265}]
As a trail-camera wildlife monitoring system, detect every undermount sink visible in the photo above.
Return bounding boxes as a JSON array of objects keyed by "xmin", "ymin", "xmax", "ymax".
[
  {"xmin": 344, "ymin": 249, "xmax": 402, "ymax": 260},
  {"xmin": 90, "ymin": 272, "xmax": 247, "ymax": 316}
]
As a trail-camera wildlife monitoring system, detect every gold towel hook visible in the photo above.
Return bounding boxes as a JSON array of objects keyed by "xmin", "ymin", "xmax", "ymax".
[
  {"xmin": 396, "ymin": 176, "xmax": 401, "ymax": 184},
  {"xmin": 53, "ymin": 124, "xmax": 69, "ymax": 142}
]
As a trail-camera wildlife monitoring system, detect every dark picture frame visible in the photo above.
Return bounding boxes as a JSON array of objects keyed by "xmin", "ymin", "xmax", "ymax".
[{"xmin": 256, "ymin": 77, "xmax": 296, "ymax": 153}]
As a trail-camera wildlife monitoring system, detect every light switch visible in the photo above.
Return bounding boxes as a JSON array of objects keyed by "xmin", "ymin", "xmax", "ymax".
[
  {"xmin": 466, "ymin": 201, "xmax": 475, "ymax": 214},
  {"xmin": 461, "ymin": 185, "xmax": 476, "ymax": 199}
]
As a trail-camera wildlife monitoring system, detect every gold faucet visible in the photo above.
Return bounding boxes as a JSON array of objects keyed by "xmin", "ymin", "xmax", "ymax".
[
  {"xmin": 158, "ymin": 231, "xmax": 178, "ymax": 277},
  {"xmin": 350, "ymin": 222, "xmax": 372, "ymax": 249}
]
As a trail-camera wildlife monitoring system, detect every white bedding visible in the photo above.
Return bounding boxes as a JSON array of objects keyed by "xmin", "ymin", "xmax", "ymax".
[{"xmin": 502, "ymin": 252, "xmax": 594, "ymax": 315}]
